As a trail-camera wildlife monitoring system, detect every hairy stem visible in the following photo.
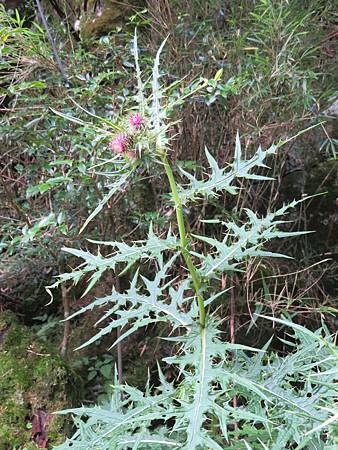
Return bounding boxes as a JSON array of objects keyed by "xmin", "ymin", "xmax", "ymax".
[{"xmin": 160, "ymin": 153, "xmax": 206, "ymax": 328}]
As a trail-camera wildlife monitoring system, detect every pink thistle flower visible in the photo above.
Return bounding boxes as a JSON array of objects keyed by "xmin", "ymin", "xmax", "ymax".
[
  {"xmin": 109, "ymin": 134, "xmax": 128, "ymax": 154},
  {"xmin": 129, "ymin": 113, "xmax": 144, "ymax": 129}
]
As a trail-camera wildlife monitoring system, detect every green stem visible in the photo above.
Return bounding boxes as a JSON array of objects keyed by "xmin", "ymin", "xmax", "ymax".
[{"xmin": 160, "ymin": 153, "xmax": 206, "ymax": 328}]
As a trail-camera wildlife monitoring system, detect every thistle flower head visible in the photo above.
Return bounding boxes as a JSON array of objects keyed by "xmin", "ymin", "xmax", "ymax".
[
  {"xmin": 129, "ymin": 113, "xmax": 144, "ymax": 128},
  {"xmin": 109, "ymin": 134, "xmax": 128, "ymax": 154}
]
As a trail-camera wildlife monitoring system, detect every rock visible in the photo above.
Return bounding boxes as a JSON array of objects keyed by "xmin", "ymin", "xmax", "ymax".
[
  {"xmin": 79, "ymin": 0, "xmax": 138, "ymax": 39},
  {"xmin": 0, "ymin": 311, "xmax": 77, "ymax": 448}
]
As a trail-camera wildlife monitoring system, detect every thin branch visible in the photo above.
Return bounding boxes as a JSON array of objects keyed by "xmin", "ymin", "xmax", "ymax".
[
  {"xmin": 59, "ymin": 263, "xmax": 72, "ymax": 358},
  {"xmin": 35, "ymin": 0, "xmax": 69, "ymax": 82}
]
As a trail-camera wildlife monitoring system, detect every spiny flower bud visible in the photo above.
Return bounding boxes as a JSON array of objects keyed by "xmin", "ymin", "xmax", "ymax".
[
  {"xmin": 109, "ymin": 134, "xmax": 128, "ymax": 154},
  {"xmin": 129, "ymin": 113, "xmax": 144, "ymax": 129}
]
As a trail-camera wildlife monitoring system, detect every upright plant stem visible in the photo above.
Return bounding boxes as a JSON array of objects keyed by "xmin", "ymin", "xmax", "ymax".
[
  {"xmin": 110, "ymin": 215, "xmax": 123, "ymax": 384},
  {"xmin": 160, "ymin": 154, "xmax": 206, "ymax": 328}
]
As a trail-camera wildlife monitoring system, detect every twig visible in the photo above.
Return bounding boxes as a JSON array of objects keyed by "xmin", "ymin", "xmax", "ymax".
[
  {"xmin": 0, "ymin": 173, "xmax": 32, "ymax": 227},
  {"xmin": 35, "ymin": 0, "xmax": 69, "ymax": 82},
  {"xmin": 27, "ymin": 349, "xmax": 51, "ymax": 357},
  {"xmin": 59, "ymin": 263, "xmax": 72, "ymax": 358},
  {"xmin": 253, "ymin": 258, "xmax": 331, "ymax": 281}
]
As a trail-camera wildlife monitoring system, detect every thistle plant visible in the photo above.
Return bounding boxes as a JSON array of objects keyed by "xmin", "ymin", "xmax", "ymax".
[{"xmin": 51, "ymin": 34, "xmax": 337, "ymax": 449}]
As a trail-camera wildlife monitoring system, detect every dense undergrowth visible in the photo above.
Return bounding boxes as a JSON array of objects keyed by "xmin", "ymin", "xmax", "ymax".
[{"xmin": 0, "ymin": 0, "xmax": 337, "ymax": 448}]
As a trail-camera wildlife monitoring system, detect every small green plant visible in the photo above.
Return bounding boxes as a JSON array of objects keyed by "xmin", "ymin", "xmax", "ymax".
[{"xmin": 50, "ymin": 33, "xmax": 337, "ymax": 449}]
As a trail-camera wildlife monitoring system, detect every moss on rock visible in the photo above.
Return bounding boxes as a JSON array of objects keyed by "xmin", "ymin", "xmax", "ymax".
[
  {"xmin": 0, "ymin": 311, "xmax": 76, "ymax": 448},
  {"xmin": 80, "ymin": 0, "xmax": 127, "ymax": 39},
  {"xmin": 78, "ymin": 0, "xmax": 146, "ymax": 39}
]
